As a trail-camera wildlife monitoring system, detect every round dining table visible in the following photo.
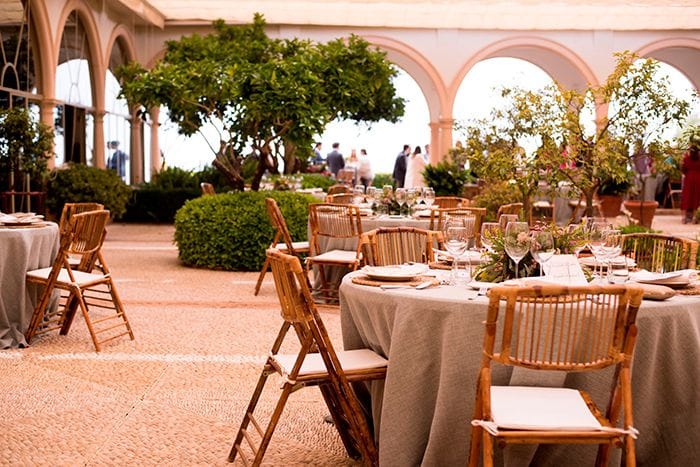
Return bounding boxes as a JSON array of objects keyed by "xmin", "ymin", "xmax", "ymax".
[
  {"xmin": 339, "ymin": 272, "xmax": 700, "ymax": 467},
  {"xmin": 0, "ymin": 222, "xmax": 60, "ymax": 348}
]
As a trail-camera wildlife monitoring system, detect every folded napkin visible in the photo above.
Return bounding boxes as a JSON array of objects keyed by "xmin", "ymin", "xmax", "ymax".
[{"xmin": 629, "ymin": 269, "xmax": 697, "ymax": 285}]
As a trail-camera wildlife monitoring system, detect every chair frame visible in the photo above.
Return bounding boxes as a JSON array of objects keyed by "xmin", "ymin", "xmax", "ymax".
[
  {"xmin": 25, "ymin": 210, "xmax": 134, "ymax": 351},
  {"xmin": 433, "ymin": 196, "xmax": 469, "ymax": 209},
  {"xmin": 496, "ymin": 202, "xmax": 523, "ymax": 221},
  {"xmin": 430, "ymin": 207, "xmax": 486, "ymax": 248},
  {"xmin": 306, "ymin": 203, "xmax": 363, "ymax": 304},
  {"xmin": 469, "ymin": 283, "xmax": 643, "ymax": 467},
  {"xmin": 230, "ymin": 249, "xmax": 386, "ymax": 466},
  {"xmin": 359, "ymin": 226, "xmax": 440, "ymax": 266},
  {"xmin": 621, "ymin": 232, "xmax": 698, "ymax": 272},
  {"xmin": 325, "ymin": 193, "xmax": 355, "ymax": 204},
  {"xmin": 200, "ymin": 182, "xmax": 216, "ymax": 195},
  {"xmin": 327, "ymin": 184, "xmax": 351, "ymax": 196},
  {"xmin": 254, "ymin": 198, "xmax": 310, "ymax": 295}
]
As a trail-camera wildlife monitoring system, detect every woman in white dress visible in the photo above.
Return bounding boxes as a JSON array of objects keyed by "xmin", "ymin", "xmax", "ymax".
[{"xmin": 404, "ymin": 145, "xmax": 426, "ymax": 189}]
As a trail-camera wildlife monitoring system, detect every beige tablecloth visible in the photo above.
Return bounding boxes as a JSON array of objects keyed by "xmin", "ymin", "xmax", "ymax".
[
  {"xmin": 0, "ymin": 223, "xmax": 60, "ymax": 348},
  {"xmin": 340, "ymin": 274, "xmax": 700, "ymax": 466}
]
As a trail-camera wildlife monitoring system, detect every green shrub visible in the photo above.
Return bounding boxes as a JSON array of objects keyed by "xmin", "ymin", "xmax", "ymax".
[
  {"xmin": 423, "ymin": 161, "xmax": 473, "ymax": 196},
  {"xmin": 46, "ymin": 163, "xmax": 131, "ymax": 219},
  {"xmin": 301, "ymin": 173, "xmax": 335, "ymax": 191},
  {"xmin": 150, "ymin": 166, "xmax": 199, "ymax": 190},
  {"xmin": 196, "ymin": 165, "xmax": 230, "ymax": 192},
  {"xmin": 123, "ymin": 187, "xmax": 200, "ymax": 223},
  {"xmin": 473, "ymin": 180, "xmax": 521, "ymax": 221},
  {"xmin": 371, "ymin": 173, "xmax": 393, "ymax": 189},
  {"xmin": 618, "ymin": 224, "xmax": 658, "ymax": 234},
  {"xmin": 174, "ymin": 191, "xmax": 317, "ymax": 271}
]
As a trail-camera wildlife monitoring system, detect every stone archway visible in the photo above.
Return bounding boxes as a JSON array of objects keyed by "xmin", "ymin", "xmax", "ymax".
[{"xmin": 637, "ymin": 38, "xmax": 700, "ymax": 91}]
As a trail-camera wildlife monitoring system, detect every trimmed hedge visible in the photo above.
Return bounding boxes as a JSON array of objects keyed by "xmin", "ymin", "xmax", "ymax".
[
  {"xmin": 174, "ymin": 191, "xmax": 317, "ymax": 271},
  {"xmin": 123, "ymin": 187, "xmax": 200, "ymax": 223}
]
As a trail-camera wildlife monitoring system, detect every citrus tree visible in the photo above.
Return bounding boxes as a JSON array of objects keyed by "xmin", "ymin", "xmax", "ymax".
[{"xmin": 117, "ymin": 14, "xmax": 404, "ymax": 190}]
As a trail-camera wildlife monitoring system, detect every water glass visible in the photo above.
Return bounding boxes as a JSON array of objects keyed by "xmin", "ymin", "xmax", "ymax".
[
  {"xmin": 504, "ymin": 222, "xmax": 530, "ymax": 279},
  {"xmin": 444, "ymin": 225, "xmax": 468, "ymax": 285},
  {"xmin": 607, "ymin": 256, "xmax": 629, "ymax": 284},
  {"xmin": 395, "ymin": 188, "xmax": 407, "ymax": 215},
  {"xmin": 422, "ymin": 187, "xmax": 435, "ymax": 207},
  {"xmin": 530, "ymin": 230, "xmax": 555, "ymax": 276},
  {"xmin": 480, "ymin": 222, "xmax": 500, "ymax": 253}
]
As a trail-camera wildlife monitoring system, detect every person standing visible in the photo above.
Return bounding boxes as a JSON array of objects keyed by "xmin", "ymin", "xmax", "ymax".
[
  {"xmin": 423, "ymin": 144, "xmax": 430, "ymax": 163},
  {"xmin": 680, "ymin": 144, "xmax": 700, "ymax": 223},
  {"xmin": 312, "ymin": 142, "xmax": 324, "ymax": 164},
  {"xmin": 392, "ymin": 144, "xmax": 410, "ymax": 188},
  {"xmin": 357, "ymin": 148, "xmax": 373, "ymax": 189},
  {"xmin": 326, "ymin": 142, "xmax": 344, "ymax": 177},
  {"xmin": 405, "ymin": 145, "xmax": 426, "ymax": 189},
  {"xmin": 107, "ymin": 141, "xmax": 128, "ymax": 180}
]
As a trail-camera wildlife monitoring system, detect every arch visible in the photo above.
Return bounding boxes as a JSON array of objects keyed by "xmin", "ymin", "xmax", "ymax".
[
  {"xmin": 636, "ymin": 38, "xmax": 700, "ymax": 91},
  {"xmin": 362, "ymin": 35, "xmax": 448, "ymax": 122},
  {"xmin": 28, "ymin": 0, "xmax": 54, "ymax": 99},
  {"xmin": 105, "ymin": 26, "xmax": 137, "ymax": 68},
  {"xmin": 449, "ymin": 36, "xmax": 598, "ymax": 116}
]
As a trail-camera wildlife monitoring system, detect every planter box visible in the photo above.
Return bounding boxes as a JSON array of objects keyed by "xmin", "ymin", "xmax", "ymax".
[{"xmin": 596, "ymin": 194, "xmax": 623, "ymax": 218}]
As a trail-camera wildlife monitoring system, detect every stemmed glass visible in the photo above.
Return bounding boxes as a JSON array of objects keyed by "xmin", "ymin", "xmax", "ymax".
[
  {"xmin": 371, "ymin": 187, "xmax": 384, "ymax": 216},
  {"xmin": 395, "ymin": 188, "xmax": 407, "ymax": 216},
  {"xmin": 587, "ymin": 221, "xmax": 610, "ymax": 280},
  {"xmin": 530, "ymin": 230, "xmax": 555, "ymax": 277},
  {"xmin": 503, "ymin": 222, "xmax": 530, "ymax": 279},
  {"xmin": 422, "ymin": 187, "xmax": 435, "ymax": 208},
  {"xmin": 352, "ymin": 185, "xmax": 365, "ymax": 205},
  {"xmin": 566, "ymin": 223, "xmax": 589, "ymax": 259},
  {"xmin": 480, "ymin": 222, "xmax": 500, "ymax": 253},
  {"xmin": 444, "ymin": 224, "xmax": 469, "ymax": 285},
  {"xmin": 406, "ymin": 189, "xmax": 419, "ymax": 217}
]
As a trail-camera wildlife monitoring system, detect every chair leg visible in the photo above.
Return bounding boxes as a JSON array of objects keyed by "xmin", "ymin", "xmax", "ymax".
[
  {"xmin": 318, "ymin": 383, "xmax": 363, "ymax": 461},
  {"xmin": 482, "ymin": 433, "xmax": 494, "ymax": 467},
  {"xmin": 254, "ymin": 257, "xmax": 271, "ymax": 296},
  {"xmin": 72, "ymin": 287, "xmax": 102, "ymax": 352}
]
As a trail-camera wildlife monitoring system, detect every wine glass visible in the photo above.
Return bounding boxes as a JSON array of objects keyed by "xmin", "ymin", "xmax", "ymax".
[
  {"xmin": 530, "ymin": 230, "xmax": 555, "ymax": 277},
  {"xmin": 406, "ymin": 188, "xmax": 419, "ymax": 216},
  {"xmin": 587, "ymin": 221, "xmax": 609, "ymax": 280},
  {"xmin": 395, "ymin": 188, "xmax": 407, "ymax": 216},
  {"xmin": 566, "ymin": 223, "xmax": 589, "ymax": 259},
  {"xmin": 504, "ymin": 222, "xmax": 530, "ymax": 279},
  {"xmin": 371, "ymin": 187, "xmax": 384, "ymax": 216},
  {"xmin": 444, "ymin": 225, "xmax": 468, "ymax": 285},
  {"xmin": 422, "ymin": 187, "xmax": 435, "ymax": 208},
  {"xmin": 480, "ymin": 222, "xmax": 500, "ymax": 253},
  {"xmin": 352, "ymin": 185, "xmax": 365, "ymax": 205}
]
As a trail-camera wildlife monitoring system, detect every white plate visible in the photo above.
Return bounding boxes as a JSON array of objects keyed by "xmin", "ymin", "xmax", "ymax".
[{"xmin": 362, "ymin": 264, "xmax": 429, "ymax": 281}]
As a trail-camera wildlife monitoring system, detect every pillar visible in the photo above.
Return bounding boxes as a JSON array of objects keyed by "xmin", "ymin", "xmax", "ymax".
[{"xmin": 429, "ymin": 117, "xmax": 454, "ymax": 164}]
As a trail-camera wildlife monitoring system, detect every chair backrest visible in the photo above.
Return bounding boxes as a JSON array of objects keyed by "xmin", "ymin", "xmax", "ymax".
[
  {"xmin": 67, "ymin": 210, "xmax": 111, "ymax": 257},
  {"xmin": 336, "ymin": 169, "xmax": 355, "ymax": 185},
  {"xmin": 496, "ymin": 202, "xmax": 523, "ymax": 220},
  {"xmin": 434, "ymin": 196, "xmax": 469, "ymax": 209},
  {"xmin": 58, "ymin": 202, "xmax": 104, "ymax": 234},
  {"xmin": 622, "ymin": 233, "xmax": 698, "ymax": 271},
  {"xmin": 327, "ymin": 184, "xmax": 350, "ymax": 196},
  {"xmin": 359, "ymin": 227, "xmax": 438, "ymax": 266},
  {"xmin": 484, "ymin": 284, "xmax": 643, "ymax": 371},
  {"xmin": 200, "ymin": 182, "xmax": 216, "ymax": 196},
  {"xmin": 325, "ymin": 193, "xmax": 355, "ymax": 204},
  {"xmin": 265, "ymin": 198, "xmax": 301, "ymax": 255},
  {"xmin": 309, "ymin": 203, "xmax": 363, "ymax": 252},
  {"xmin": 430, "ymin": 207, "xmax": 486, "ymax": 247}
]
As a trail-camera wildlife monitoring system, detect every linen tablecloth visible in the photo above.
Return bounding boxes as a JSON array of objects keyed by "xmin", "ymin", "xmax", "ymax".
[
  {"xmin": 340, "ymin": 275, "xmax": 700, "ymax": 466},
  {"xmin": 0, "ymin": 223, "xmax": 60, "ymax": 348}
]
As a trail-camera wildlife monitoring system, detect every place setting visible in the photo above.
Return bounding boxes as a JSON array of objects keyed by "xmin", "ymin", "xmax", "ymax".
[
  {"xmin": 0, "ymin": 212, "xmax": 46, "ymax": 228},
  {"xmin": 352, "ymin": 263, "xmax": 441, "ymax": 290}
]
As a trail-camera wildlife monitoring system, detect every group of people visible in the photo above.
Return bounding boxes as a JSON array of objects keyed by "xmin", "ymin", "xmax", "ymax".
[{"xmin": 392, "ymin": 144, "xmax": 430, "ymax": 189}]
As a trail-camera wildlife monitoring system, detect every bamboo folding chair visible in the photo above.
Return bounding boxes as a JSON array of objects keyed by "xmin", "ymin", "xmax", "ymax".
[
  {"xmin": 306, "ymin": 203, "xmax": 363, "ymax": 304},
  {"xmin": 469, "ymin": 283, "xmax": 644, "ymax": 467},
  {"xmin": 24, "ymin": 210, "xmax": 135, "ymax": 351},
  {"xmin": 496, "ymin": 202, "xmax": 523, "ymax": 220},
  {"xmin": 200, "ymin": 182, "xmax": 216, "ymax": 195},
  {"xmin": 58, "ymin": 202, "xmax": 105, "ymax": 271},
  {"xmin": 327, "ymin": 184, "xmax": 351, "ymax": 196},
  {"xmin": 336, "ymin": 168, "xmax": 356, "ymax": 185},
  {"xmin": 433, "ymin": 196, "xmax": 470, "ymax": 209},
  {"xmin": 359, "ymin": 227, "xmax": 439, "ymax": 266},
  {"xmin": 254, "ymin": 198, "xmax": 310, "ymax": 295},
  {"xmin": 229, "ymin": 249, "xmax": 387, "ymax": 466},
  {"xmin": 430, "ymin": 207, "xmax": 486, "ymax": 248},
  {"xmin": 325, "ymin": 193, "xmax": 355, "ymax": 204},
  {"xmin": 621, "ymin": 233, "xmax": 698, "ymax": 272}
]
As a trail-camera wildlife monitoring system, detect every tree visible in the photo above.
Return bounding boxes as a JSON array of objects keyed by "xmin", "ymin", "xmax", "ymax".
[
  {"xmin": 499, "ymin": 51, "xmax": 691, "ymax": 217},
  {"xmin": 117, "ymin": 14, "xmax": 404, "ymax": 191}
]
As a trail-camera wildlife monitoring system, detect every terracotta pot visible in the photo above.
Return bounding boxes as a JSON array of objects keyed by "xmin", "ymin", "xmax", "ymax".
[
  {"xmin": 623, "ymin": 200, "xmax": 658, "ymax": 228},
  {"xmin": 596, "ymin": 195, "xmax": 623, "ymax": 218}
]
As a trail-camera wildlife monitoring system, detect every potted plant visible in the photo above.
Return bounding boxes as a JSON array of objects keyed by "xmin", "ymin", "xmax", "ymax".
[{"xmin": 597, "ymin": 172, "xmax": 633, "ymax": 218}]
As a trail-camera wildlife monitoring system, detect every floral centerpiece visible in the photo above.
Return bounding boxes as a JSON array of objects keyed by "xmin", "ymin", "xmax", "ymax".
[
  {"xmin": 370, "ymin": 185, "xmax": 405, "ymax": 215},
  {"xmin": 475, "ymin": 222, "xmax": 588, "ymax": 282}
]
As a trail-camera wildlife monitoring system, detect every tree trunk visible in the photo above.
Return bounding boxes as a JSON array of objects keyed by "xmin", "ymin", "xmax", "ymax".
[
  {"xmin": 212, "ymin": 149, "xmax": 245, "ymax": 191},
  {"xmin": 283, "ymin": 141, "xmax": 299, "ymax": 174},
  {"xmin": 584, "ymin": 190, "xmax": 595, "ymax": 218}
]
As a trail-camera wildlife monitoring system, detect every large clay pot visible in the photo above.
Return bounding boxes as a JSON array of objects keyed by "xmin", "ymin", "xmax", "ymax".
[
  {"xmin": 597, "ymin": 195, "xmax": 623, "ymax": 218},
  {"xmin": 623, "ymin": 200, "xmax": 658, "ymax": 228}
]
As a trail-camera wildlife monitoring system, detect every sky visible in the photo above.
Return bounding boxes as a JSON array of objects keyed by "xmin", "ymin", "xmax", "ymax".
[{"xmin": 157, "ymin": 58, "xmax": 699, "ymax": 176}]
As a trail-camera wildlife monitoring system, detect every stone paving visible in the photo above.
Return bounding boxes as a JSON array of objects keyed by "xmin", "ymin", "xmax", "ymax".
[{"xmin": 1, "ymin": 213, "xmax": 697, "ymax": 466}]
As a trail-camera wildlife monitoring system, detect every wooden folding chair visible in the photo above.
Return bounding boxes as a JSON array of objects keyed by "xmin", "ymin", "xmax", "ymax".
[
  {"xmin": 325, "ymin": 193, "xmax": 355, "ymax": 204},
  {"xmin": 58, "ymin": 202, "xmax": 105, "ymax": 271},
  {"xmin": 495, "ymin": 202, "xmax": 523, "ymax": 221},
  {"xmin": 430, "ymin": 207, "xmax": 486, "ymax": 248},
  {"xmin": 433, "ymin": 196, "xmax": 469, "ymax": 209},
  {"xmin": 200, "ymin": 182, "xmax": 216, "ymax": 195},
  {"xmin": 621, "ymin": 233, "xmax": 698, "ymax": 272},
  {"xmin": 359, "ymin": 226, "xmax": 439, "ymax": 266},
  {"xmin": 306, "ymin": 203, "xmax": 363, "ymax": 304},
  {"xmin": 229, "ymin": 249, "xmax": 387, "ymax": 466},
  {"xmin": 327, "ymin": 184, "xmax": 351, "ymax": 196},
  {"xmin": 25, "ymin": 210, "xmax": 135, "ymax": 351},
  {"xmin": 469, "ymin": 283, "xmax": 644, "ymax": 467},
  {"xmin": 336, "ymin": 168, "xmax": 356, "ymax": 185},
  {"xmin": 254, "ymin": 198, "xmax": 310, "ymax": 295}
]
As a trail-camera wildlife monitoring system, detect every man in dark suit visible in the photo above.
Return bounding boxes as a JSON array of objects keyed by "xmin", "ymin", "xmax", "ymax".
[
  {"xmin": 326, "ymin": 142, "xmax": 344, "ymax": 177},
  {"xmin": 392, "ymin": 144, "xmax": 410, "ymax": 188}
]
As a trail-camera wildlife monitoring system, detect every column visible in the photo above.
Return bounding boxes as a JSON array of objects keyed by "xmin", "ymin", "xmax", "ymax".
[
  {"xmin": 93, "ymin": 110, "xmax": 106, "ymax": 169},
  {"xmin": 428, "ymin": 117, "xmax": 454, "ymax": 164},
  {"xmin": 149, "ymin": 107, "xmax": 161, "ymax": 177}
]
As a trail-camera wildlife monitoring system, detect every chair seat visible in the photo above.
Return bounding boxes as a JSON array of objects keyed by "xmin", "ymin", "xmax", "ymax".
[
  {"xmin": 27, "ymin": 267, "xmax": 108, "ymax": 287},
  {"xmin": 273, "ymin": 240, "xmax": 310, "ymax": 252},
  {"xmin": 308, "ymin": 249, "xmax": 358, "ymax": 264},
  {"xmin": 272, "ymin": 348, "xmax": 387, "ymax": 377},
  {"xmin": 489, "ymin": 386, "xmax": 603, "ymax": 432}
]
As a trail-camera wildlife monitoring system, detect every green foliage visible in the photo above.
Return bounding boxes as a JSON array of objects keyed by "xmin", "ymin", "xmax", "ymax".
[
  {"xmin": 598, "ymin": 175, "xmax": 633, "ymax": 196},
  {"xmin": 472, "ymin": 181, "xmax": 521, "ymax": 221},
  {"xmin": 371, "ymin": 173, "xmax": 393, "ymax": 189},
  {"xmin": 117, "ymin": 14, "xmax": 404, "ymax": 190},
  {"xmin": 618, "ymin": 224, "xmax": 658, "ymax": 234},
  {"xmin": 149, "ymin": 166, "xmax": 200, "ymax": 190},
  {"xmin": 174, "ymin": 191, "xmax": 317, "ymax": 271},
  {"xmin": 46, "ymin": 164, "xmax": 131, "ymax": 219},
  {"xmin": 0, "ymin": 107, "xmax": 54, "ymax": 191},
  {"xmin": 300, "ymin": 173, "xmax": 335, "ymax": 191},
  {"xmin": 123, "ymin": 187, "xmax": 200, "ymax": 223},
  {"xmin": 678, "ymin": 122, "xmax": 700, "ymax": 151},
  {"xmin": 423, "ymin": 161, "xmax": 473, "ymax": 196}
]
